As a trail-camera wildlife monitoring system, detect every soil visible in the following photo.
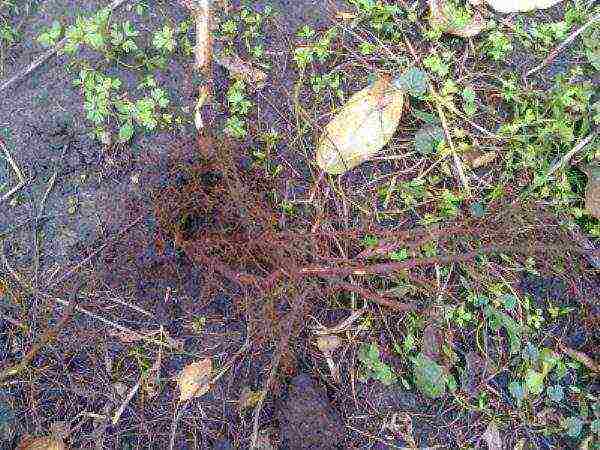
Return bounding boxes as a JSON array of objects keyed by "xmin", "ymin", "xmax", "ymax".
[{"xmin": 0, "ymin": 0, "xmax": 598, "ymax": 449}]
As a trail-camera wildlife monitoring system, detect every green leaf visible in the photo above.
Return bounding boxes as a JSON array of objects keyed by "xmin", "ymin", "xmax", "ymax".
[
  {"xmin": 413, "ymin": 109, "xmax": 439, "ymax": 125},
  {"xmin": 484, "ymin": 306, "xmax": 522, "ymax": 354},
  {"xmin": 502, "ymin": 294, "xmax": 517, "ymax": 311},
  {"xmin": 591, "ymin": 418, "xmax": 600, "ymax": 434},
  {"xmin": 123, "ymin": 20, "xmax": 139, "ymax": 37},
  {"xmin": 50, "ymin": 20, "xmax": 62, "ymax": 39},
  {"xmin": 85, "ymin": 31, "xmax": 105, "ymax": 49},
  {"xmin": 508, "ymin": 381, "xmax": 526, "ymax": 404},
  {"xmin": 414, "ymin": 125, "xmax": 444, "ymax": 155},
  {"xmin": 38, "ymin": 21, "xmax": 63, "ymax": 47},
  {"xmin": 539, "ymin": 348, "xmax": 560, "ymax": 375},
  {"xmin": 547, "ymin": 384, "xmax": 564, "ymax": 402},
  {"xmin": 563, "ymin": 416, "xmax": 583, "ymax": 438},
  {"xmin": 583, "ymin": 25, "xmax": 600, "ymax": 70},
  {"xmin": 118, "ymin": 122, "xmax": 134, "ymax": 142},
  {"xmin": 393, "ymin": 67, "xmax": 428, "ymax": 97},
  {"xmin": 525, "ymin": 369, "xmax": 545, "ymax": 396},
  {"xmin": 358, "ymin": 342, "xmax": 398, "ymax": 386},
  {"xmin": 412, "ymin": 353, "xmax": 446, "ymax": 399}
]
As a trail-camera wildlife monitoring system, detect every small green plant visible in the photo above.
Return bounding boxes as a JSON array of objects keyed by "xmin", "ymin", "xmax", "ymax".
[
  {"xmin": 74, "ymin": 68, "xmax": 171, "ymax": 142},
  {"xmin": 483, "ymin": 303, "xmax": 523, "ymax": 354},
  {"xmin": 509, "ymin": 346, "xmax": 563, "ymax": 406},
  {"xmin": 109, "ymin": 20, "xmax": 139, "ymax": 54},
  {"xmin": 293, "ymin": 27, "xmax": 338, "ymax": 68},
  {"xmin": 34, "ymin": 6, "xmax": 186, "ymax": 144},
  {"xmin": 347, "ymin": 0, "xmax": 402, "ymax": 38},
  {"xmin": 225, "ymin": 80, "xmax": 252, "ymax": 138},
  {"xmin": 531, "ymin": 21, "xmax": 569, "ymax": 47},
  {"xmin": 452, "ymin": 303, "xmax": 473, "ymax": 327},
  {"xmin": 152, "ymin": 25, "xmax": 175, "ymax": 53},
  {"xmin": 411, "ymin": 352, "xmax": 452, "ymax": 398},
  {"xmin": 63, "ymin": 8, "xmax": 111, "ymax": 54},
  {"xmin": 462, "ymin": 87, "xmax": 477, "ymax": 117},
  {"xmin": 484, "ymin": 30, "xmax": 513, "ymax": 61},
  {"xmin": 309, "ymin": 72, "xmax": 343, "ymax": 98},
  {"xmin": 37, "ymin": 20, "xmax": 62, "ymax": 47},
  {"xmin": 358, "ymin": 342, "xmax": 398, "ymax": 385},
  {"xmin": 423, "ymin": 53, "xmax": 450, "ymax": 78}
]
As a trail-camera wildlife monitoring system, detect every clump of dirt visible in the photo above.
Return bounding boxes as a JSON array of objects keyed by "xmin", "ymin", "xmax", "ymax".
[{"xmin": 276, "ymin": 373, "xmax": 345, "ymax": 450}]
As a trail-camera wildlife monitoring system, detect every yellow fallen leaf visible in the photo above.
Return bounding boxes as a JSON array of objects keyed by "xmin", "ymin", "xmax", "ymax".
[
  {"xmin": 429, "ymin": 0, "xmax": 486, "ymax": 37},
  {"xmin": 513, "ymin": 438, "xmax": 528, "ymax": 450},
  {"xmin": 484, "ymin": 0, "xmax": 563, "ymax": 12},
  {"xmin": 316, "ymin": 75, "xmax": 404, "ymax": 175},
  {"xmin": 238, "ymin": 387, "xmax": 265, "ymax": 412},
  {"xmin": 16, "ymin": 437, "xmax": 68, "ymax": 450},
  {"xmin": 176, "ymin": 358, "xmax": 212, "ymax": 402},
  {"xmin": 336, "ymin": 11, "xmax": 357, "ymax": 20}
]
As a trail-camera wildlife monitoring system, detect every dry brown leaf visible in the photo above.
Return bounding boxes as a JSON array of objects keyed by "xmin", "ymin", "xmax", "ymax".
[
  {"xmin": 316, "ymin": 335, "xmax": 342, "ymax": 382},
  {"xmin": 429, "ymin": 0, "xmax": 486, "ymax": 38},
  {"xmin": 316, "ymin": 74, "xmax": 404, "ymax": 174},
  {"xmin": 484, "ymin": 0, "xmax": 563, "ymax": 12},
  {"xmin": 582, "ymin": 163, "xmax": 600, "ymax": 219},
  {"xmin": 108, "ymin": 329, "xmax": 144, "ymax": 343},
  {"xmin": 176, "ymin": 358, "xmax": 212, "ymax": 402},
  {"xmin": 216, "ymin": 53, "xmax": 267, "ymax": 85},
  {"xmin": 16, "ymin": 436, "xmax": 68, "ymax": 450},
  {"xmin": 482, "ymin": 422, "xmax": 502, "ymax": 450},
  {"xmin": 464, "ymin": 150, "xmax": 497, "ymax": 168},
  {"xmin": 463, "ymin": 351, "xmax": 489, "ymax": 395},
  {"xmin": 559, "ymin": 343, "xmax": 600, "ymax": 373}
]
